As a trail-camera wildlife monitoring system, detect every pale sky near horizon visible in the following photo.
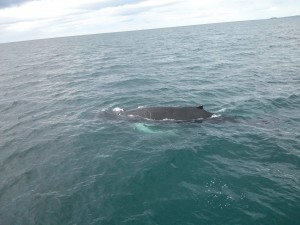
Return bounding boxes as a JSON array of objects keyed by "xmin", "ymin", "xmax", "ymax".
[{"xmin": 0, "ymin": 0, "xmax": 299, "ymax": 43}]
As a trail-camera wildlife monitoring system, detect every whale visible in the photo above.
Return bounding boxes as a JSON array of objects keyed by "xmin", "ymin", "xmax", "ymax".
[{"xmin": 120, "ymin": 105, "xmax": 213, "ymax": 121}]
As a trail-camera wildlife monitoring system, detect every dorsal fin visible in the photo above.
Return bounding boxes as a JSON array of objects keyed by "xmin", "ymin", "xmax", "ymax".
[{"xmin": 197, "ymin": 105, "xmax": 203, "ymax": 109}]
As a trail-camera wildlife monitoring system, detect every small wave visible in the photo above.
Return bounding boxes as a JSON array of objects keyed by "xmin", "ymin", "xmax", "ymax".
[{"xmin": 211, "ymin": 114, "xmax": 221, "ymax": 118}]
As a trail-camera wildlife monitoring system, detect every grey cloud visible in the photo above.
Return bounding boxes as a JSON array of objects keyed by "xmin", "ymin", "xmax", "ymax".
[
  {"xmin": 0, "ymin": 0, "xmax": 36, "ymax": 8},
  {"xmin": 81, "ymin": 0, "xmax": 147, "ymax": 11},
  {"xmin": 116, "ymin": 0, "xmax": 184, "ymax": 16}
]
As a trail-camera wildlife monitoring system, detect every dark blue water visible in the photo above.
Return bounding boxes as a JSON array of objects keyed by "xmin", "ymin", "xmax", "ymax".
[{"xmin": 1, "ymin": 17, "xmax": 300, "ymax": 225}]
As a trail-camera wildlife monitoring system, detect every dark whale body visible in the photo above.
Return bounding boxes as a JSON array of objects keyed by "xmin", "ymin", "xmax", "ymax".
[{"xmin": 122, "ymin": 106, "xmax": 213, "ymax": 121}]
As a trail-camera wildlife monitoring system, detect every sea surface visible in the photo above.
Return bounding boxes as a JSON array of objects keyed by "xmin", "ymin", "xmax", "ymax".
[{"xmin": 0, "ymin": 16, "xmax": 300, "ymax": 225}]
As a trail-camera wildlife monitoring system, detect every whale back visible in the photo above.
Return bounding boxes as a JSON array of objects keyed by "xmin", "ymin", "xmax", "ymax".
[{"xmin": 123, "ymin": 106, "xmax": 213, "ymax": 121}]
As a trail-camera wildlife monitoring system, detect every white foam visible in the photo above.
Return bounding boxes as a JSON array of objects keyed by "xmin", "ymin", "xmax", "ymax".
[
  {"xmin": 113, "ymin": 107, "xmax": 124, "ymax": 112},
  {"xmin": 216, "ymin": 108, "xmax": 226, "ymax": 113},
  {"xmin": 162, "ymin": 118, "xmax": 175, "ymax": 121},
  {"xmin": 211, "ymin": 114, "xmax": 221, "ymax": 118}
]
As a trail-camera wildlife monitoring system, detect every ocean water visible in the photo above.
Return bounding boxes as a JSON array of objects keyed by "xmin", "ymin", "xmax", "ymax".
[{"xmin": 0, "ymin": 16, "xmax": 300, "ymax": 225}]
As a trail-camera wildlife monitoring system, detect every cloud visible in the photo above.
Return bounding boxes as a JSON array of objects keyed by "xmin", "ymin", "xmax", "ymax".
[
  {"xmin": 0, "ymin": 0, "xmax": 36, "ymax": 9},
  {"xmin": 81, "ymin": 0, "xmax": 146, "ymax": 11},
  {"xmin": 106, "ymin": 0, "xmax": 181, "ymax": 16},
  {"xmin": 0, "ymin": 0, "xmax": 299, "ymax": 43}
]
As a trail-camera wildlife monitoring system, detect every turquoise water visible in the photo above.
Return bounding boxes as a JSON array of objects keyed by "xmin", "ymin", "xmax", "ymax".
[{"xmin": 1, "ymin": 17, "xmax": 300, "ymax": 225}]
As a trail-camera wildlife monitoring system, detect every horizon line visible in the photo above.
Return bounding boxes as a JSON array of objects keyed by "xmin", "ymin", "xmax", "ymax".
[{"xmin": 1, "ymin": 14, "xmax": 299, "ymax": 45}]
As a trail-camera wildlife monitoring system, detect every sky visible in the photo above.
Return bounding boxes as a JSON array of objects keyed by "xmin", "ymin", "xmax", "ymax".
[{"xmin": 0, "ymin": 0, "xmax": 299, "ymax": 43}]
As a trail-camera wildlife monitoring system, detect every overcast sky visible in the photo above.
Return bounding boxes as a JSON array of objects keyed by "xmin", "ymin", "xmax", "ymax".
[{"xmin": 0, "ymin": 0, "xmax": 299, "ymax": 43}]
